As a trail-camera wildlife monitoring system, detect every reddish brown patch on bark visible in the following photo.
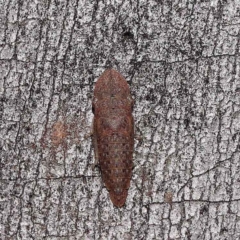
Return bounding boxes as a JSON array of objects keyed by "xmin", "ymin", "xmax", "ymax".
[
  {"xmin": 93, "ymin": 69, "xmax": 134, "ymax": 207},
  {"xmin": 51, "ymin": 121, "xmax": 68, "ymax": 148},
  {"xmin": 164, "ymin": 191, "xmax": 173, "ymax": 204}
]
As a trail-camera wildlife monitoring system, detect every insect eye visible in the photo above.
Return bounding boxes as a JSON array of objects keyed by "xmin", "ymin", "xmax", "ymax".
[{"xmin": 132, "ymin": 98, "xmax": 135, "ymax": 109}]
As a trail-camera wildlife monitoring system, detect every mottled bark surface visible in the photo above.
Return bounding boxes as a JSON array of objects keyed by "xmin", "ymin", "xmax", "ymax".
[{"xmin": 0, "ymin": 1, "xmax": 240, "ymax": 239}]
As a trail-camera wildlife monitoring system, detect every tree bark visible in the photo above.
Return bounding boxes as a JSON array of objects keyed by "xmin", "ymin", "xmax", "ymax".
[{"xmin": 1, "ymin": 0, "xmax": 240, "ymax": 239}]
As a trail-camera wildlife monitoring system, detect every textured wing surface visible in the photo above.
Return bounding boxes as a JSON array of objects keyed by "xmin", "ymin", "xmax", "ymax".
[{"xmin": 93, "ymin": 69, "xmax": 134, "ymax": 207}]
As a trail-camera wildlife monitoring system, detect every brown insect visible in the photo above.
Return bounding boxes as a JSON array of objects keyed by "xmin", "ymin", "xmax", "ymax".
[{"xmin": 92, "ymin": 69, "xmax": 134, "ymax": 207}]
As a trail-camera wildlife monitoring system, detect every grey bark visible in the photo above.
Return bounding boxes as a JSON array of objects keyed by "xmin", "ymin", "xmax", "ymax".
[{"xmin": 1, "ymin": 0, "xmax": 240, "ymax": 239}]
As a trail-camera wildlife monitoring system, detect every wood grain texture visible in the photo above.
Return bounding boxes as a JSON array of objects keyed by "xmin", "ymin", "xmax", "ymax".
[{"xmin": 92, "ymin": 69, "xmax": 134, "ymax": 207}]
